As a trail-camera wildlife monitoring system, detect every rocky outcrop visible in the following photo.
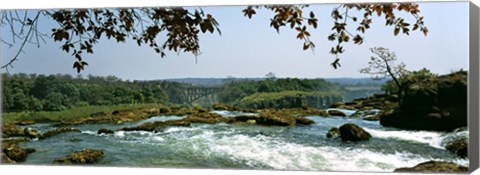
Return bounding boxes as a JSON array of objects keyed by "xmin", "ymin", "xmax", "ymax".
[
  {"xmin": 326, "ymin": 127, "xmax": 341, "ymax": 139},
  {"xmin": 362, "ymin": 114, "xmax": 380, "ymax": 121},
  {"xmin": 212, "ymin": 103, "xmax": 237, "ymax": 111},
  {"xmin": 184, "ymin": 113, "xmax": 229, "ymax": 124},
  {"xmin": 23, "ymin": 128, "xmax": 39, "ymax": 139},
  {"xmin": 120, "ymin": 119, "xmax": 191, "ymax": 132},
  {"xmin": 16, "ymin": 120, "xmax": 36, "ymax": 126},
  {"xmin": 380, "ymin": 71, "xmax": 467, "ymax": 131},
  {"xmin": 232, "ymin": 110, "xmax": 299, "ymax": 126},
  {"xmin": 339, "ymin": 123, "xmax": 371, "ymax": 141},
  {"xmin": 294, "ymin": 117, "xmax": 315, "ymax": 125},
  {"xmin": 97, "ymin": 128, "xmax": 114, "ymax": 135},
  {"xmin": 2, "ymin": 124, "xmax": 25, "ymax": 138},
  {"xmin": 394, "ymin": 161, "xmax": 468, "ymax": 173},
  {"xmin": 2, "ymin": 142, "xmax": 35, "ymax": 162},
  {"xmin": 330, "ymin": 94, "xmax": 398, "ymax": 111},
  {"xmin": 1, "ymin": 152, "xmax": 16, "ymax": 163},
  {"xmin": 53, "ymin": 148, "xmax": 104, "ymax": 164},
  {"xmin": 445, "ymin": 138, "xmax": 468, "ymax": 158},
  {"xmin": 39, "ymin": 127, "xmax": 81, "ymax": 140},
  {"xmin": 328, "ymin": 110, "xmax": 346, "ymax": 117}
]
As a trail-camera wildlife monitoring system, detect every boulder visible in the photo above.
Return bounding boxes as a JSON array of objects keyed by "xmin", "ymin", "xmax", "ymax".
[
  {"xmin": 97, "ymin": 128, "xmax": 114, "ymax": 135},
  {"xmin": 339, "ymin": 123, "xmax": 371, "ymax": 141},
  {"xmin": 2, "ymin": 143, "xmax": 36, "ymax": 162},
  {"xmin": 53, "ymin": 148, "xmax": 104, "ymax": 164},
  {"xmin": 1, "ymin": 152, "xmax": 16, "ymax": 163},
  {"xmin": 328, "ymin": 110, "xmax": 346, "ymax": 117},
  {"xmin": 394, "ymin": 161, "xmax": 468, "ymax": 173},
  {"xmin": 326, "ymin": 127, "xmax": 341, "ymax": 139},
  {"xmin": 445, "ymin": 138, "xmax": 468, "ymax": 158},
  {"xmin": 158, "ymin": 107, "xmax": 172, "ymax": 114},
  {"xmin": 39, "ymin": 127, "xmax": 81, "ymax": 140},
  {"xmin": 246, "ymin": 119, "xmax": 256, "ymax": 125},
  {"xmin": 212, "ymin": 103, "xmax": 233, "ymax": 111},
  {"xmin": 294, "ymin": 117, "xmax": 315, "ymax": 125},
  {"xmin": 2, "ymin": 124, "xmax": 25, "ymax": 138},
  {"xmin": 363, "ymin": 115, "xmax": 380, "ymax": 121},
  {"xmin": 23, "ymin": 128, "xmax": 39, "ymax": 139}
]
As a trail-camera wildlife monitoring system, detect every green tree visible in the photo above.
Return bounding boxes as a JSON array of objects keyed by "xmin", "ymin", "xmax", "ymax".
[
  {"xmin": 1, "ymin": 3, "xmax": 427, "ymax": 72},
  {"xmin": 43, "ymin": 92, "xmax": 66, "ymax": 111}
]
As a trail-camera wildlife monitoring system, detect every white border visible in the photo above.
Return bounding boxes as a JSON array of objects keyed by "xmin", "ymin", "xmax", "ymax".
[{"xmin": 0, "ymin": 0, "xmax": 478, "ymax": 175}]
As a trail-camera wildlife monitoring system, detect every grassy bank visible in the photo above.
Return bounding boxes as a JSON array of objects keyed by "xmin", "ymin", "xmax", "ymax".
[{"xmin": 1, "ymin": 103, "xmax": 164, "ymax": 125}]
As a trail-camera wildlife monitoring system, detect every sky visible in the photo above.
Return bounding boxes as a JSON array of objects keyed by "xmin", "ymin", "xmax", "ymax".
[{"xmin": 0, "ymin": 2, "xmax": 470, "ymax": 80}]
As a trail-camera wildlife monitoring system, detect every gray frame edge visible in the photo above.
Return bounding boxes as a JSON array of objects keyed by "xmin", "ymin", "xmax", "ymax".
[{"xmin": 469, "ymin": 1, "xmax": 480, "ymax": 173}]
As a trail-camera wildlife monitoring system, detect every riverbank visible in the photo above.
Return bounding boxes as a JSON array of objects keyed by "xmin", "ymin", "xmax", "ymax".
[{"xmin": 2, "ymin": 104, "xmax": 163, "ymax": 125}]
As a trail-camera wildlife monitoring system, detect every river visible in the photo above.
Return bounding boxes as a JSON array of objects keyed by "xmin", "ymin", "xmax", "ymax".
[{"xmin": 17, "ymin": 110, "xmax": 468, "ymax": 172}]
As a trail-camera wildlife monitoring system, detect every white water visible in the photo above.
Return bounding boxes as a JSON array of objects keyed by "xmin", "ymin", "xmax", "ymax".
[
  {"xmin": 106, "ymin": 124, "xmax": 468, "ymax": 172},
  {"xmin": 363, "ymin": 128, "xmax": 446, "ymax": 149},
  {"xmin": 22, "ymin": 110, "xmax": 469, "ymax": 172}
]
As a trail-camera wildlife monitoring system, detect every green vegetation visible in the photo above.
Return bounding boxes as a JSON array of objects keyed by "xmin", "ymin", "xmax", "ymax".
[
  {"xmin": 218, "ymin": 78, "xmax": 341, "ymax": 105},
  {"xmin": 2, "ymin": 104, "xmax": 160, "ymax": 125},
  {"xmin": 1, "ymin": 73, "xmax": 192, "ymax": 112},
  {"xmin": 240, "ymin": 91, "xmax": 340, "ymax": 103},
  {"xmin": 238, "ymin": 90, "xmax": 342, "ymax": 109}
]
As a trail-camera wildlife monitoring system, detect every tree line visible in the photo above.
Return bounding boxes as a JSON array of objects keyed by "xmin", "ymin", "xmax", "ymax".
[
  {"xmin": 218, "ymin": 77, "xmax": 342, "ymax": 104},
  {"xmin": 1, "ymin": 73, "xmax": 189, "ymax": 112}
]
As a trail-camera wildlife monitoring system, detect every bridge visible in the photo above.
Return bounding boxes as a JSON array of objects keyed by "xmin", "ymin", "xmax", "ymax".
[{"xmin": 183, "ymin": 86, "xmax": 221, "ymax": 105}]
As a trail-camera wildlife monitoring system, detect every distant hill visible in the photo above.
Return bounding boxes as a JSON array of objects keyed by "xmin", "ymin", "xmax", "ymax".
[
  {"xmin": 324, "ymin": 78, "xmax": 389, "ymax": 85},
  {"xmin": 162, "ymin": 77, "xmax": 388, "ymax": 87},
  {"xmin": 163, "ymin": 78, "xmax": 264, "ymax": 87}
]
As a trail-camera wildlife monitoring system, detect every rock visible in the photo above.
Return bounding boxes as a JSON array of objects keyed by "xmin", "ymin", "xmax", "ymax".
[
  {"xmin": 89, "ymin": 112, "xmax": 107, "ymax": 117},
  {"xmin": 363, "ymin": 115, "xmax": 380, "ymax": 121},
  {"xmin": 120, "ymin": 120, "xmax": 191, "ymax": 132},
  {"xmin": 394, "ymin": 161, "xmax": 468, "ymax": 172},
  {"xmin": 111, "ymin": 110, "xmax": 120, "ymax": 115},
  {"xmin": 445, "ymin": 138, "xmax": 468, "ymax": 158},
  {"xmin": 328, "ymin": 110, "xmax": 346, "ymax": 117},
  {"xmin": 2, "ymin": 124, "xmax": 25, "ymax": 138},
  {"xmin": 233, "ymin": 110, "xmax": 297, "ymax": 126},
  {"xmin": 16, "ymin": 120, "xmax": 35, "ymax": 126},
  {"xmin": 380, "ymin": 71, "xmax": 467, "ymax": 131},
  {"xmin": 301, "ymin": 108, "xmax": 328, "ymax": 117},
  {"xmin": 246, "ymin": 119, "xmax": 256, "ymax": 125},
  {"xmin": 97, "ymin": 128, "xmax": 114, "ymax": 135},
  {"xmin": 39, "ymin": 127, "xmax": 81, "ymax": 140},
  {"xmin": 23, "ymin": 128, "xmax": 39, "ymax": 139},
  {"xmin": 294, "ymin": 117, "xmax": 315, "ymax": 125},
  {"xmin": 2, "ymin": 143, "xmax": 36, "ymax": 162},
  {"xmin": 159, "ymin": 107, "xmax": 172, "ymax": 114},
  {"xmin": 329, "ymin": 102, "xmax": 345, "ymax": 108},
  {"xmin": 1, "ymin": 152, "xmax": 16, "ymax": 163},
  {"xmin": 197, "ymin": 108, "xmax": 209, "ymax": 113},
  {"xmin": 339, "ymin": 123, "xmax": 371, "ymax": 141},
  {"xmin": 326, "ymin": 127, "xmax": 341, "ymax": 139},
  {"xmin": 212, "ymin": 103, "xmax": 233, "ymax": 111},
  {"xmin": 184, "ymin": 113, "xmax": 226, "ymax": 124},
  {"xmin": 53, "ymin": 148, "xmax": 104, "ymax": 164}
]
